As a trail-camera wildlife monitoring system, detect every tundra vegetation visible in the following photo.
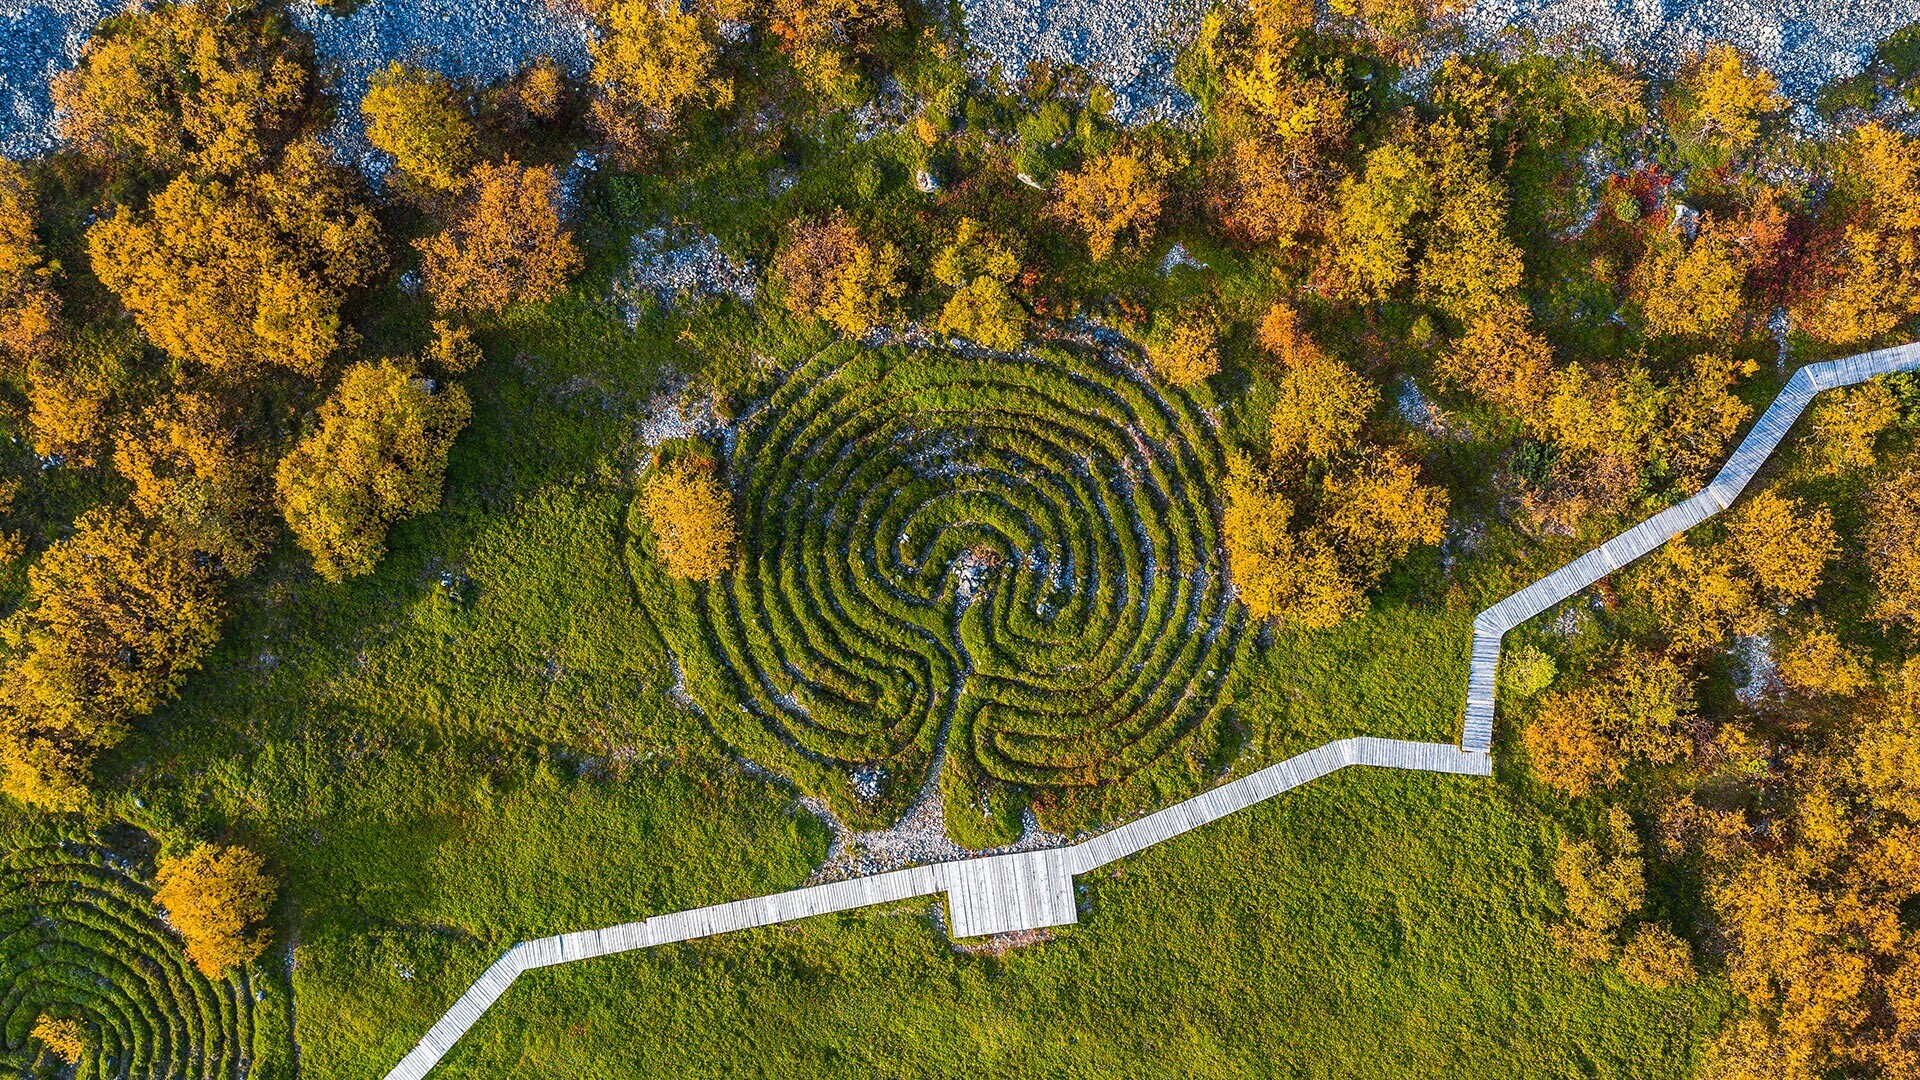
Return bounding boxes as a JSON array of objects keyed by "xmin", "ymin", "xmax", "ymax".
[{"xmin": 0, "ymin": 0, "xmax": 1918, "ymax": 1076}]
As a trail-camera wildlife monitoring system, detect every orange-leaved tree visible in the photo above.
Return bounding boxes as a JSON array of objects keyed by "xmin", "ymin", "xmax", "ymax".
[
  {"xmin": 53, "ymin": 0, "xmax": 307, "ymax": 175},
  {"xmin": 87, "ymin": 140, "xmax": 385, "ymax": 377},
  {"xmin": 416, "ymin": 161, "xmax": 581, "ymax": 314},
  {"xmin": 0, "ymin": 160, "xmax": 58, "ymax": 368},
  {"xmin": 773, "ymin": 210, "xmax": 902, "ymax": 336},
  {"xmin": 1792, "ymin": 123, "xmax": 1920, "ymax": 347}
]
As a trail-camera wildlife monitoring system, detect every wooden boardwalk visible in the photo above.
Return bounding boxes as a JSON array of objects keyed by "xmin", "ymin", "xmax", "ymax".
[
  {"xmin": 1462, "ymin": 341, "xmax": 1920, "ymax": 751},
  {"xmin": 383, "ymin": 343, "xmax": 1918, "ymax": 1078},
  {"xmin": 382, "ymin": 739, "xmax": 1488, "ymax": 1080}
]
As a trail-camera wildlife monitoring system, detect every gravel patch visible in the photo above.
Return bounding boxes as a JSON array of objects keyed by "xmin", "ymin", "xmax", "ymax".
[
  {"xmin": 7, "ymin": 0, "xmax": 1920, "ymax": 156},
  {"xmin": 1158, "ymin": 240, "xmax": 1207, "ymax": 274},
  {"xmin": 1731, "ymin": 631, "xmax": 1779, "ymax": 705},
  {"xmin": 958, "ymin": 0, "xmax": 1207, "ymax": 124},
  {"xmin": 613, "ymin": 226, "xmax": 758, "ymax": 323},
  {"xmin": 1457, "ymin": 0, "xmax": 1920, "ymax": 120},
  {"xmin": 636, "ymin": 375, "xmax": 728, "ymax": 450},
  {"xmin": 0, "ymin": 0, "xmax": 122, "ymax": 158},
  {"xmin": 289, "ymin": 0, "xmax": 594, "ymax": 174}
]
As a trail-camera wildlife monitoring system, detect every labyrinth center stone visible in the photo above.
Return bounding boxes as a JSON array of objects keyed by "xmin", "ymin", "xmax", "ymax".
[{"xmin": 654, "ymin": 344, "xmax": 1243, "ymax": 834}]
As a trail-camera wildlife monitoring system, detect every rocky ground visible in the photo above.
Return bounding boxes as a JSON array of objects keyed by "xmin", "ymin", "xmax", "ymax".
[
  {"xmin": 614, "ymin": 227, "xmax": 759, "ymax": 325},
  {"xmin": 958, "ymin": 0, "xmax": 1209, "ymax": 123},
  {"xmin": 1455, "ymin": 0, "xmax": 1920, "ymax": 122},
  {"xmin": 0, "ymin": 0, "xmax": 119, "ymax": 158},
  {"xmin": 4, "ymin": 0, "xmax": 1920, "ymax": 154},
  {"xmin": 288, "ymin": 0, "xmax": 593, "ymax": 176}
]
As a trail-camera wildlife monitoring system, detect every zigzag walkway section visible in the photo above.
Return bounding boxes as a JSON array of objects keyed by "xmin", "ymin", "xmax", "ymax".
[
  {"xmin": 1463, "ymin": 341, "xmax": 1920, "ymax": 751},
  {"xmin": 383, "ymin": 342, "xmax": 1919, "ymax": 1079}
]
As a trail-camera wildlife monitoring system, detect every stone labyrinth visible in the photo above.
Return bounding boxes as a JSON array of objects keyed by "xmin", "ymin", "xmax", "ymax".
[
  {"xmin": 0, "ymin": 839, "xmax": 275, "ymax": 1077},
  {"xmin": 649, "ymin": 343, "xmax": 1244, "ymax": 832}
]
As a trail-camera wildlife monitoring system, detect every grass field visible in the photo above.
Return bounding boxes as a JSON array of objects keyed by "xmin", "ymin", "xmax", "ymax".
[
  {"xmin": 347, "ymin": 769, "xmax": 1730, "ymax": 1079},
  {"xmin": 0, "ymin": 277, "xmax": 1718, "ymax": 1076},
  {"xmin": 0, "ymin": 118, "xmax": 1745, "ymax": 1077}
]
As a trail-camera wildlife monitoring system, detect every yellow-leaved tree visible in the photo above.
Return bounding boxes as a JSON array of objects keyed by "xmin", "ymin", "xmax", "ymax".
[
  {"xmin": 0, "ymin": 160, "xmax": 58, "ymax": 368},
  {"xmin": 53, "ymin": 0, "xmax": 307, "ymax": 175},
  {"xmin": 1551, "ymin": 807, "xmax": 1649, "ymax": 964},
  {"xmin": 30, "ymin": 1015, "xmax": 86, "ymax": 1065},
  {"xmin": 1669, "ymin": 43, "xmax": 1786, "ymax": 168},
  {"xmin": 1202, "ymin": 0, "xmax": 1350, "ymax": 250},
  {"xmin": 24, "ymin": 326, "xmax": 139, "ymax": 468},
  {"xmin": 1326, "ymin": 117, "xmax": 1523, "ymax": 322},
  {"xmin": 765, "ymin": 0, "xmax": 900, "ymax": 99},
  {"xmin": 1414, "ymin": 117, "xmax": 1525, "ymax": 323},
  {"xmin": 1700, "ymin": 669, "xmax": 1920, "ymax": 1080},
  {"xmin": 773, "ymin": 210, "xmax": 903, "ymax": 336},
  {"xmin": 1634, "ymin": 217, "xmax": 1749, "ymax": 339},
  {"xmin": 87, "ymin": 140, "xmax": 385, "ymax": 377},
  {"xmin": 930, "ymin": 218, "xmax": 1026, "ymax": 351},
  {"xmin": 114, "ymin": 391, "xmax": 277, "ymax": 577},
  {"xmin": 1626, "ymin": 489, "xmax": 1833, "ymax": 654},
  {"xmin": 641, "ymin": 463, "xmax": 737, "ymax": 581},
  {"xmin": 361, "ymin": 63, "xmax": 478, "ymax": 192},
  {"xmin": 1223, "ymin": 324, "xmax": 1446, "ymax": 629},
  {"xmin": 0, "ymin": 509, "xmax": 226, "ymax": 808},
  {"xmin": 1144, "ymin": 319, "xmax": 1220, "ymax": 388},
  {"xmin": 275, "ymin": 360, "xmax": 472, "ymax": 583},
  {"xmin": 1434, "ymin": 303, "xmax": 1555, "ymax": 415},
  {"xmin": 1327, "ymin": 137, "xmax": 1431, "ymax": 300},
  {"xmin": 416, "ymin": 161, "xmax": 582, "ymax": 314},
  {"xmin": 1052, "ymin": 150, "xmax": 1164, "ymax": 262},
  {"xmin": 1222, "ymin": 453, "xmax": 1363, "ymax": 628},
  {"xmin": 589, "ymin": 0, "xmax": 732, "ymax": 159},
  {"xmin": 1807, "ymin": 379, "xmax": 1900, "ymax": 474},
  {"xmin": 152, "ymin": 843, "xmax": 276, "ymax": 977},
  {"xmin": 1268, "ymin": 353, "xmax": 1377, "ymax": 462},
  {"xmin": 1865, "ymin": 467, "xmax": 1920, "ymax": 626}
]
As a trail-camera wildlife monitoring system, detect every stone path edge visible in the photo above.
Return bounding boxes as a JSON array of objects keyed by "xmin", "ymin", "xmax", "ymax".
[{"xmin": 382, "ymin": 341, "xmax": 1920, "ymax": 1080}]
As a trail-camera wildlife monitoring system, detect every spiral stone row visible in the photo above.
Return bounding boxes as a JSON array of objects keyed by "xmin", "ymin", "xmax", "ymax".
[
  {"xmin": 653, "ymin": 343, "xmax": 1242, "ymax": 826},
  {"xmin": 0, "ymin": 840, "xmax": 270, "ymax": 1078}
]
